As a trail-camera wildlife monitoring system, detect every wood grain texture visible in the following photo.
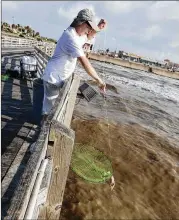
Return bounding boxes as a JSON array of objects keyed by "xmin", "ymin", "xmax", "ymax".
[
  {"xmin": 1, "ymin": 78, "xmax": 34, "ymax": 180},
  {"xmin": 1, "ymin": 125, "xmax": 37, "ymax": 197},
  {"xmin": 38, "ymin": 121, "xmax": 74, "ymax": 220},
  {"xmin": 3, "ymin": 121, "xmax": 50, "ymax": 220},
  {"xmin": 1, "ymin": 48, "xmax": 79, "ymax": 220},
  {"xmin": 63, "ymin": 75, "xmax": 80, "ymax": 127}
]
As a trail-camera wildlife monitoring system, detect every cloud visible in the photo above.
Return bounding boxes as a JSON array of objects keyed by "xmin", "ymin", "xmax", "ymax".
[
  {"xmin": 2, "ymin": 1, "xmax": 18, "ymax": 11},
  {"xmin": 147, "ymin": 1, "xmax": 179, "ymax": 22},
  {"xmin": 57, "ymin": 2, "xmax": 100, "ymax": 23},
  {"xmin": 115, "ymin": 24, "xmax": 161, "ymax": 42},
  {"xmin": 169, "ymin": 40, "xmax": 179, "ymax": 48},
  {"xmin": 125, "ymin": 44, "xmax": 178, "ymax": 63},
  {"xmin": 141, "ymin": 25, "xmax": 161, "ymax": 41},
  {"xmin": 104, "ymin": 1, "xmax": 148, "ymax": 14},
  {"xmin": 1, "ymin": 1, "xmax": 178, "ymax": 63}
]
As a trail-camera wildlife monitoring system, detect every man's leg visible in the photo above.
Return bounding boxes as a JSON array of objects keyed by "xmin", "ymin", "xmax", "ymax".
[{"xmin": 41, "ymin": 81, "xmax": 61, "ymax": 125}]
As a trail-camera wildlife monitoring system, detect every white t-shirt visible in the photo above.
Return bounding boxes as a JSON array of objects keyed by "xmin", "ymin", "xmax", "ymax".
[{"xmin": 43, "ymin": 27, "xmax": 85, "ymax": 85}]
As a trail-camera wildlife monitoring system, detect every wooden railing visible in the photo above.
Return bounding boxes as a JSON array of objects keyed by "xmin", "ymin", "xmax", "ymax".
[
  {"xmin": 2, "ymin": 47, "xmax": 81, "ymax": 219},
  {"xmin": 2, "ymin": 34, "xmax": 56, "ymax": 56},
  {"xmin": 34, "ymin": 46, "xmax": 51, "ymax": 77}
]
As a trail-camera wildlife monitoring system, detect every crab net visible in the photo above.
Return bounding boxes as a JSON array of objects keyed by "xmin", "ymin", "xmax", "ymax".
[{"xmin": 71, "ymin": 143, "xmax": 113, "ymax": 183}]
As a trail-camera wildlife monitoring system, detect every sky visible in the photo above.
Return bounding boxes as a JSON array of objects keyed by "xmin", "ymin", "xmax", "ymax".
[{"xmin": 2, "ymin": 1, "xmax": 179, "ymax": 63}]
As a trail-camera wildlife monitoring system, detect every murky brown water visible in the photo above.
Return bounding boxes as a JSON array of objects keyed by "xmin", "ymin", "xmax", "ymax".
[{"xmin": 60, "ymin": 61, "xmax": 179, "ymax": 220}]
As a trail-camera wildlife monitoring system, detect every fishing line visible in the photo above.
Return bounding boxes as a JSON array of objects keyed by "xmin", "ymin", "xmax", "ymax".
[
  {"xmin": 101, "ymin": 29, "xmax": 113, "ymax": 159},
  {"xmin": 100, "ymin": 29, "xmax": 115, "ymax": 189},
  {"xmin": 70, "ymin": 29, "xmax": 115, "ymax": 187}
]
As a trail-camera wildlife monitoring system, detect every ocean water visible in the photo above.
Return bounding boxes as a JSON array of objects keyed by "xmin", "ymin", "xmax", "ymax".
[
  {"xmin": 74, "ymin": 60, "xmax": 179, "ymax": 144},
  {"xmin": 61, "ymin": 60, "xmax": 179, "ymax": 220}
]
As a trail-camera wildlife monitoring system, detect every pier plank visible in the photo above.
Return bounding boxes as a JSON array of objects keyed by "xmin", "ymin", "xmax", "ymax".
[{"xmin": 38, "ymin": 121, "xmax": 74, "ymax": 220}]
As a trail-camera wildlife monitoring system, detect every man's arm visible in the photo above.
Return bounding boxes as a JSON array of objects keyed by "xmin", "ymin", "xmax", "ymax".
[{"xmin": 78, "ymin": 56, "xmax": 106, "ymax": 92}]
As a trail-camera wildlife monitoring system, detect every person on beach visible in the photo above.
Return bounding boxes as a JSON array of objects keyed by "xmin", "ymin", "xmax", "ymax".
[{"xmin": 42, "ymin": 9, "xmax": 106, "ymax": 119}]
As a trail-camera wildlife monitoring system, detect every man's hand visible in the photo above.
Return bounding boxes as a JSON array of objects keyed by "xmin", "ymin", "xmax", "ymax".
[
  {"xmin": 97, "ymin": 78, "xmax": 106, "ymax": 93},
  {"xmin": 78, "ymin": 56, "xmax": 106, "ymax": 93},
  {"xmin": 98, "ymin": 19, "xmax": 107, "ymax": 30}
]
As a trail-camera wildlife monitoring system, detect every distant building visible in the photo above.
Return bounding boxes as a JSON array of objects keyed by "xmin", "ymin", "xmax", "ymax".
[
  {"xmin": 95, "ymin": 48, "xmax": 177, "ymax": 70},
  {"xmin": 164, "ymin": 59, "xmax": 170, "ymax": 63},
  {"xmin": 97, "ymin": 49, "xmax": 105, "ymax": 55},
  {"xmin": 128, "ymin": 53, "xmax": 141, "ymax": 62},
  {"xmin": 139, "ymin": 57, "xmax": 165, "ymax": 67},
  {"xmin": 164, "ymin": 59, "xmax": 179, "ymax": 71}
]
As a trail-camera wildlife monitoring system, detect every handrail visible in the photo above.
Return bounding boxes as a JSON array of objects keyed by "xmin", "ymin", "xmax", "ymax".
[{"xmin": 2, "ymin": 34, "xmax": 56, "ymax": 56}]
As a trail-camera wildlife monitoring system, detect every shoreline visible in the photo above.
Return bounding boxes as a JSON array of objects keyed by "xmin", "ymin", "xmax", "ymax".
[{"xmin": 88, "ymin": 53, "xmax": 179, "ymax": 80}]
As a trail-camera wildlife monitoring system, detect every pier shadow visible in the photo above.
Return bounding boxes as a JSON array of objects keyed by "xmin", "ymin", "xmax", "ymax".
[
  {"xmin": 1, "ymin": 75, "xmax": 42, "ymax": 219},
  {"xmin": 1, "ymin": 77, "xmax": 34, "ymax": 180},
  {"xmin": 1, "ymin": 127, "xmax": 40, "ymax": 220}
]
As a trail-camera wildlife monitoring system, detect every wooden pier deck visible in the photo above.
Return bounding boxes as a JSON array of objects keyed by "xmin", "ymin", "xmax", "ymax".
[
  {"xmin": 1, "ymin": 77, "xmax": 40, "ymax": 217},
  {"xmin": 1, "ymin": 45, "xmax": 80, "ymax": 219}
]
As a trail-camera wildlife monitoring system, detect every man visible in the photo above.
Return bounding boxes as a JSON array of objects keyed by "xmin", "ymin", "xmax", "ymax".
[{"xmin": 42, "ymin": 9, "xmax": 106, "ymax": 117}]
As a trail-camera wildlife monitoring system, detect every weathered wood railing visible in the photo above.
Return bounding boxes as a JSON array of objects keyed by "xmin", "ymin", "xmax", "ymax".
[
  {"xmin": 2, "ymin": 46, "xmax": 81, "ymax": 219},
  {"xmin": 2, "ymin": 34, "xmax": 56, "ymax": 56},
  {"xmin": 34, "ymin": 46, "xmax": 51, "ymax": 77}
]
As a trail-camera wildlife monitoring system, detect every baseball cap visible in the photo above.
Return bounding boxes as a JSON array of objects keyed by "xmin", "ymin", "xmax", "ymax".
[{"xmin": 76, "ymin": 8, "xmax": 100, "ymax": 32}]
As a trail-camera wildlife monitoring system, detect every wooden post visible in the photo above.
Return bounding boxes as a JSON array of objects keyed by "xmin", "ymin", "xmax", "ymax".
[
  {"xmin": 63, "ymin": 75, "xmax": 81, "ymax": 127},
  {"xmin": 38, "ymin": 121, "xmax": 75, "ymax": 220}
]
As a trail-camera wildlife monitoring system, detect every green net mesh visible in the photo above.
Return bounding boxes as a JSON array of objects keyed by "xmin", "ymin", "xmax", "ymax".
[
  {"xmin": 1, "ymin": 74, "xmax": 9, "ymax": 81},
  {"xmin": 71, "ymin": 143, "xmax": 113, "ymax": 183}
]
